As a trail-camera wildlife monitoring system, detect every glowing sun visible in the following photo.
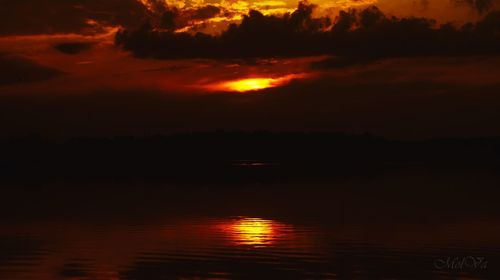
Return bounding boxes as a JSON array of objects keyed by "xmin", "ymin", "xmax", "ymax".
[
  {"xmin": 223, "ymin": 78, "xmax": 276, "ymax": 92},
  {"xmin": 208, "ymin": 73, "xmax": 307, "ymax": 92}
]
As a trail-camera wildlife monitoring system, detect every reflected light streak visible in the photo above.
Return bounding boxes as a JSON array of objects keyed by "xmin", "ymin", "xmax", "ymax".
[{"xmin": 220, "ymin": 217, "xmax": 290, "ymax": 247}]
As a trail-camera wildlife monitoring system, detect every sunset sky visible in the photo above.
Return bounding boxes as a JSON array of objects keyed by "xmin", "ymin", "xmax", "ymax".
[{"xmin": 1, "ymin": 0, "xmax": 500, "ymax": 139}]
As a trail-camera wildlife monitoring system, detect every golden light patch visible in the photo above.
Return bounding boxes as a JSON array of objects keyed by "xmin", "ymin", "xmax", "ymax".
[
  {"xmin": 209, "ymin": 73, "xmax": 307, "ymax": 92},
  {"xmin": 231, "ymin": 218, "xmax": 275, "ymax": 245},
  {"xmin": 224, "ymin": 78, "xmax": 275, "ymax": 91},
  {"xmin": 217, "ymin": 217, "xmax": 291, "ymax": 247}
]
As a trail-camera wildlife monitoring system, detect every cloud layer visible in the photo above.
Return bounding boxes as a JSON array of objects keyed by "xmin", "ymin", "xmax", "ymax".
[
  {"xmin": 2, "ymin": 0, "xmax": 498, "ymax": 36},
  {"xmin": 454, "ymin": 0, "xmax": 497, "ymax": 13},
  {"xmin": 115, "ymin": 3, "xmax": 500, "ymax": 60},
  {"xmin": 0, "ymin": 0, "xmax": 150, "ymax": 35},
  {"xmin": 0, "ymin": 53, "xmax": 63, "ymax": 86}
]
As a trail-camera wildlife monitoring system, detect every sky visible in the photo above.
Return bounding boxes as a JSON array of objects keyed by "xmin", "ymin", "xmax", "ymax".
[{"xmin": 1, "ymin": 0, "xmax": 500, "ymax": 139}]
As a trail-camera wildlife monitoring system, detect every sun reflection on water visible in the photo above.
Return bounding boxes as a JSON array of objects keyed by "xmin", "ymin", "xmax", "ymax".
[{"xmin": 219, "ymin": 217, "xmax": 290, "ymax": 247}]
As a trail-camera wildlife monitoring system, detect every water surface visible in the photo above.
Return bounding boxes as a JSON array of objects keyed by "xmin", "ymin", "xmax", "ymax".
[{"xmin": 1, "ymin": 169, "xmax": 499, "ymax": 279}]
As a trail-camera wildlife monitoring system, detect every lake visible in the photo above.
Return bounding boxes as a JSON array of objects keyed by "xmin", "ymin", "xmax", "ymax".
[{"xmin": 1, "ymin": 168, "xmax": 499, "ymax": 279}]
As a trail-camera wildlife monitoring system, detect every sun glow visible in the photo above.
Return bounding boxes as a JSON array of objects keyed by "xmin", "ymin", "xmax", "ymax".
[
  {"xmin": 210, "ymin": 73, "xmax": 307, "ymax": 92},
  {"xmin": 225, "ymin": 78, "xmax": 275, "ymax": 92}
]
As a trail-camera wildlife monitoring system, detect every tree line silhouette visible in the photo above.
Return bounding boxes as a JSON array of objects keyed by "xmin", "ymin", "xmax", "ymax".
[{"xmin": 1, "ymin": 132, "xmax": 499, "ymax": 182}]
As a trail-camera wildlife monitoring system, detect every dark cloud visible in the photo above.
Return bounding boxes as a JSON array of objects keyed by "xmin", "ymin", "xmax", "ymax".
[
  {"xmin": 329, "ymin": 7, "xmax": 500, "ymax": 58},
  {"xmin": 152, "ymin": 5, "xmax": 228, "ymax": 31},
  {"xmin": 191, "ymin": 5, "xmax": 222, "ymax": 20},
  {"xmin": 159, "ymin": 9, "xmax": 179, "ymax": 30},
  {"xmin": 310, "ymin": 56, "xmax": 380, "ymax": 69},
  {"xmin": 0, "ymin": 53, "xmax": 63, "ymax": 86},
  {"xmin": 115, "ymin": 2, "xmax": 331, "ymax": 59},
  {"xmin": 0, "ymin": 0, "xmax": 149, "ymax": 35},
  {"xmin": 115, "ymin": 4, "xmax": 500, "ymax": 60},
  {"xmin": 453, "ymin": 0, "xmax": 496, "ymax": 13},
  {"xmin": 54, "ymin": 42, "xmax": 93, "ymax": 55}
]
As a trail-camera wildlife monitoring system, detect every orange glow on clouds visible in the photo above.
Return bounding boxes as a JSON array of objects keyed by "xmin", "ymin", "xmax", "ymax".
[
  {"xmin": 135, "ymin": 0, "xmax": 484, "ymax": 34},
  {"xmin": 209, "ymin": 73, "xmax": 307, "ymax": 92}
]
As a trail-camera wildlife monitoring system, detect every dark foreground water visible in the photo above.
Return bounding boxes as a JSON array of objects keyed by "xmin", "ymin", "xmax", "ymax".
[{"xmin": 1, "ymin": 168, "xmax": 499, "ymax": 279}]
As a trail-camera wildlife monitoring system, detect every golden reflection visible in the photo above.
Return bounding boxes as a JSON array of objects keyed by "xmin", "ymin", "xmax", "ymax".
[{"xmin": 220, "ymin": 217, "xmax": 288, "ymax": 247}]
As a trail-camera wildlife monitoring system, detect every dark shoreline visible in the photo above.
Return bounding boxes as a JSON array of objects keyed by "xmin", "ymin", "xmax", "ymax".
[{"xmin": 1, "ymin": 132, "xmax": 499, "ymax": 183}]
